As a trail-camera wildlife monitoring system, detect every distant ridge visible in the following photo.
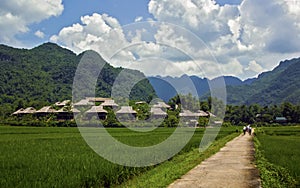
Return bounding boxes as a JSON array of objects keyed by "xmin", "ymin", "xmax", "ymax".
[
  {"xmin": 148, "ymin": 75, "xmax": 248, "ymax": 102},
  {"xmin": 149, "ymin": 57, "xmax": 300, "ymax": 105},
  {"xmin": 227, "ymin": 57, "xmax": 300, "ymax": 105}
]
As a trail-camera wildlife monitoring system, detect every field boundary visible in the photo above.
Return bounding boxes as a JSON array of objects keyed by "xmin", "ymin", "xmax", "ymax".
[{"xmin": 116, "ymin": 132, "xmax": 239, "ymax": 188}]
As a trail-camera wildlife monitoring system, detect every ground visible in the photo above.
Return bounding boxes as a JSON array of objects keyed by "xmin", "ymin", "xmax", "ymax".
[{"xmin": 168, "ymin": 131, "xmax": 261, "ymax": 188}]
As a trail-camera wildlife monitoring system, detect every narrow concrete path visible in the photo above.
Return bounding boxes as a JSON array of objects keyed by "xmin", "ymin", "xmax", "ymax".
[{"xmin": 168, "ymin": 132, "xmax": 261, "ymax": 188}]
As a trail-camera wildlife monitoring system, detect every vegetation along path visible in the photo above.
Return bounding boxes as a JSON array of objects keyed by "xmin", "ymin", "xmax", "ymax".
[{"xmin": 168, "ymin": 130, "xmax": 261, "ymax": 188}]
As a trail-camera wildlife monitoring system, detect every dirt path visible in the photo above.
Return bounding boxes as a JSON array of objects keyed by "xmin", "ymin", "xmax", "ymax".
[{"xmin": 168, "ymin": 132, "xmax": 261, "ymax": 188}]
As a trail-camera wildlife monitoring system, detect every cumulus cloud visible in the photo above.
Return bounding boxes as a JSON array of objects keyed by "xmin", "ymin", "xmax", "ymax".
[
  {"xmin": 245, "ymin": 60, "xmax": 264, "ymax": 73},
  {"xmin": 50, "ymin": 13, "xmax": 129, "ymax": 60},
  {"xmin": 34, "ymin": 30, "xmax": 45, "ymax": 38},
  {"xmin": 238, "ymin": 0, "xmax": 300, "ymax": 53},
  {"xmin": 148, "ymin": 0, "xmax": 239, "ymax": 42},
  {"xmin": 134, "ymin": 16, "xmax": 143, "ymax": 22},
  {"xmin": 0, "ymin": 0, "xmax": 63, "ymax": 45},
  {"xmin": 51, "ymin": 0, "xmax": 300, "ymax": 79},
  {"xmin": 146, "ymin": 0, "xmax": 300, "ymax": 78}
]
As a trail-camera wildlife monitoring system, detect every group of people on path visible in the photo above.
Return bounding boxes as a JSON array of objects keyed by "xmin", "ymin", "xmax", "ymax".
[{"xmin": 243, "ymin": 125, "xmax": 252, "ymax": 135}]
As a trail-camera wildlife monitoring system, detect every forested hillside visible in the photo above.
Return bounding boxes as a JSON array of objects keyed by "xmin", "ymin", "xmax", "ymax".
[
  {"xmin": 0, "ymin": 43, "xmax": 156, "ymax": 117},
  {"xmin": 149, "ymin": 75, "xmax": 249, "ymax": 102},
  {"xmin": 227, "ymin": 57, "xmax": 300, "ymax": 105},
  {"xmin": 150, "ymin": 57, "xmax": 300, "ymax": 106}
]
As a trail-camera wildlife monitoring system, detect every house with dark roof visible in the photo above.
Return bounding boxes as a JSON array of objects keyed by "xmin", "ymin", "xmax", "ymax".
[{"xmin": 275, "ymin": 117, "xmax": 287, "ymax": 123}]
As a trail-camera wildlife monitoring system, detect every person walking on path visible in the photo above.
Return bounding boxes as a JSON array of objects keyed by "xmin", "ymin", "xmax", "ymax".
[
  {"xmin": 243, "ymin": 126, "xmax": 247, "ymax": 135},
  {"xmin": 169, "ymin": 130, "xmax": 261, "ymax": 188}
]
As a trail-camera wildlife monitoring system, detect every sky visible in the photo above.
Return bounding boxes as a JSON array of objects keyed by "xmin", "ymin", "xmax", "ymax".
[{"xmin": 0, "ymin": 0, "xmax": 300, "ymax": 80}]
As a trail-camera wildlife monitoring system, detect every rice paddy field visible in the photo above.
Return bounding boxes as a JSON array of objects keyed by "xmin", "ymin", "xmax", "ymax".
[
  {"xmin": 255, "ymin": 126, "xmax": 300, "ymax": 187},
  {"xmin": 0, "ymin": 126, "xmax": 237, "ymax": 187}
]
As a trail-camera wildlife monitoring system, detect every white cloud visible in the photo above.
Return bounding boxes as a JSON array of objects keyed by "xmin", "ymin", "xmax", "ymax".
[
  {"xmin": 134, "ymin": 16, "xmax": 143, "ymax": 22},
  {"xmin": 221, "ymin": 59, "xmax": 244, "ymax": 76},
  {"xmin": 34, "ymin": 30, "xmax": 45, "ymax": 38},
  {"xmin": 148, "ymin": 0, "xmax": 239, "ymax": 41},
  {"xmin": 50, "ymin": 0, "xmax": 300, "ymax": 80},
  {"xmin": 50, "ymin": 13, "xmax": 128, "ymax": 60},
  {"xmin": 0, "ymin": 0, "xmax": 63, "ymax": 45},
  {"xmin": 146, "ymin": 0, "xmax": 300, "ymax": 79},
  {"xmin": 245, "ymin": 60, "xmax": 264, "ymax": 73},
  {"xmin": 238, "ymin": 0, "xmax": 300, "ymax": 53}
]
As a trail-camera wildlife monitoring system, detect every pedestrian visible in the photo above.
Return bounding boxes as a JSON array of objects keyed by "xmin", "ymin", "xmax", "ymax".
[{"xmin": 243, "ymin": 126, "xmax": 246, "ymax": 135}]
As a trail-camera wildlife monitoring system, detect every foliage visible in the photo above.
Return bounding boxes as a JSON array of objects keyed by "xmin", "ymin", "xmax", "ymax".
[
  {"xmin": 198, "ymin": 116, "xmax": 209, "ymax": 127},
  {"xmin": 103, "ymin": 108, "xmax": 122, "ymax": 127},
  {"xmin": 0, "ymin": 43, "xmax": 156, "ymax": 119},
  {"xmin": 224, "ymin": 102, "xmax": 300, "ymax": 125},
  {"xmin": 132, "ymin": 102, "xmax": 151, "ymax": 120},
  {"xmin": 254, "ymin": 127, "xmax": 300, "ymax": 187},
  {"xmin": 150, "ymin": 57, "xmax": 300, "ymax": 106},
  {"xmin": 227, "ymin": 57, "xmax": 300, "ymax": 105}
]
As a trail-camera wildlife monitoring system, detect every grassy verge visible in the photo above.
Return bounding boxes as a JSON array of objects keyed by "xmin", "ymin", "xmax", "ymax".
[
  {"xmin": 117, "ymin": 132, "xmax": 239, "ymax": 188},
  {"xmin": 254, "ymin": 128, "xmax": 298, "ymax": 188}
]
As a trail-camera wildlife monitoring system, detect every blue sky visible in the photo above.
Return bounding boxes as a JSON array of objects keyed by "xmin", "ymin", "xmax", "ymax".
[
  {"xmin": 12, "ymin": 0, "xmax": 241, "ymax": 47},
  {"xmin": 16, "ymin": 0, "xmax": 154, "ymax": 46},
  {"xmin": 0, "ymin": 0, "xmax": 300, "ymax": 79}
]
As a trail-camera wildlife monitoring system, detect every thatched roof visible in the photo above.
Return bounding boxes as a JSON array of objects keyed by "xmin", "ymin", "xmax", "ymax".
[
  {"xmin": 23, "ymin": 107, "xmax": 36, "ymax": 114},
  {"xmin": 116, "ymin": 106, "xmax": 137, "ymax": 114},
  {"xmin": 36, "ymin": 106, "xmax": 57, "ymax": 113},
  {"xmin": 73, "ymin": 99, "xmax": 93, "ymax": 106},
  {"xmin": 179, "ymin": 110, "xmax": 199, "ymax": 117},
  {"xmin": 56, "ymin": 107, "xmax": 80, "ymax": 113},
  {"xmin": 150, "ymin": 107, "xmax": 167, "ymax": 116},
  {"xmin": 55, "ymin": 100, "xmax": 71, "ymax": 107},
  {"xmin": 71, "ymin": 108, "xmax": 80, "ymax": 113},
  {"xmin": 135, "ymin": 101, "xmax": 147, "ymax": 105},
  {"xmin": 86, "ymin": 97, "xmax": 111, "ymax": 102},
  {"xmin": 12, "ymin": 108, "xmax": 24, "ymax": 115},
  {"xmin": 152, "ymin": 102, "xmax": 170, "ymax": 108},
  {"xmin": 12, "ymin": 107, "xmax": 36, "ymax": 115},
  {"xmin": 207, "ymin": 112, "xmax": 216, "ymax": 117},
  {"xmin": 197, "ymin": 110, "xmax": 209, "ymax": 117},
  {"xmin": 86, "ymin": 106, "xmax": 108, "ymax": 113},
  {"xmin": 100, "ymin": 100, "xmax": 118, "ymax": 107}
]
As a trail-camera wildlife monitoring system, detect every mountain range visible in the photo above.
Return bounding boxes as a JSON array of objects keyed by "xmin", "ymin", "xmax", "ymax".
[
  {"xmin": 226, "ymin": 57, "xmax": 300, "ymax": 105},
  {"xmin": 148, "ymin": 75, "xmax": 253, "ymax": 102},
  {"xmin": 149, "ymin": 57, "xmax": 300, "ymax": 105},
  {"xmin": 0, "ymin": 42, "xmax": 299, "ymax": 118},
  {"xmin": 0, "ymin": 43, "xmax": 156, "ymax": 116}
]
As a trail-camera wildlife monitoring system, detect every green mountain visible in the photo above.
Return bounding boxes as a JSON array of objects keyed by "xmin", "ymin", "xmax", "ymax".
[
  {"xmin": 149, "ymin": 57, "xmax": 300, "ymax": 106},
  {"xmin": 0, "ymin": 43, "xmax": 156, "ymax": 117},
  {"xmin": 227, "ymin": 57, "xmax": 300, "ymax": 105}
]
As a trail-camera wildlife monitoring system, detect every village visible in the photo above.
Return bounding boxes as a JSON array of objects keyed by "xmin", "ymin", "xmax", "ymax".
[{"xmin": 12, "ymin": 97, "xmax": 214, "ymax": 127}]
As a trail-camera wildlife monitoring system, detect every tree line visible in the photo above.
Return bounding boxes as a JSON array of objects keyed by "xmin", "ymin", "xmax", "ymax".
[{"xmin": 2, "ymin": 93, "xmax": 300, "ymax": 127}]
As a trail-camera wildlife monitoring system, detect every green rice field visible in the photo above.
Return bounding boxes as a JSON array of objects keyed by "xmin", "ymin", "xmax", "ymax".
[
  {"xmin": 255, "ymin": 126, "xmax": 300, "ymax": 187},
  {"xmin": 0, "ymin": 126, "xmax": 237, "ymax": 187}
]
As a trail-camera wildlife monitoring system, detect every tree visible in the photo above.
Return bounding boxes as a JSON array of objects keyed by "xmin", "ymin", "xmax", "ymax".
[{"xmin": 281, "ymin": 102, "xmax": 294, "ymax": 122}]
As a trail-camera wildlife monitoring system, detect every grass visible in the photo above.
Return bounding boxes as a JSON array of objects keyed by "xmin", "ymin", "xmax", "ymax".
[
  {"xmin": 117, "ymin": 131, "xmax": 239, "ymax": 187},
  {"xmin": 254, "ymin": 126, "xmax": 300, "ymax": 187},
  {"xmin": 0, "ymin": 126, "xmax": 238, "ymax": 187}
]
